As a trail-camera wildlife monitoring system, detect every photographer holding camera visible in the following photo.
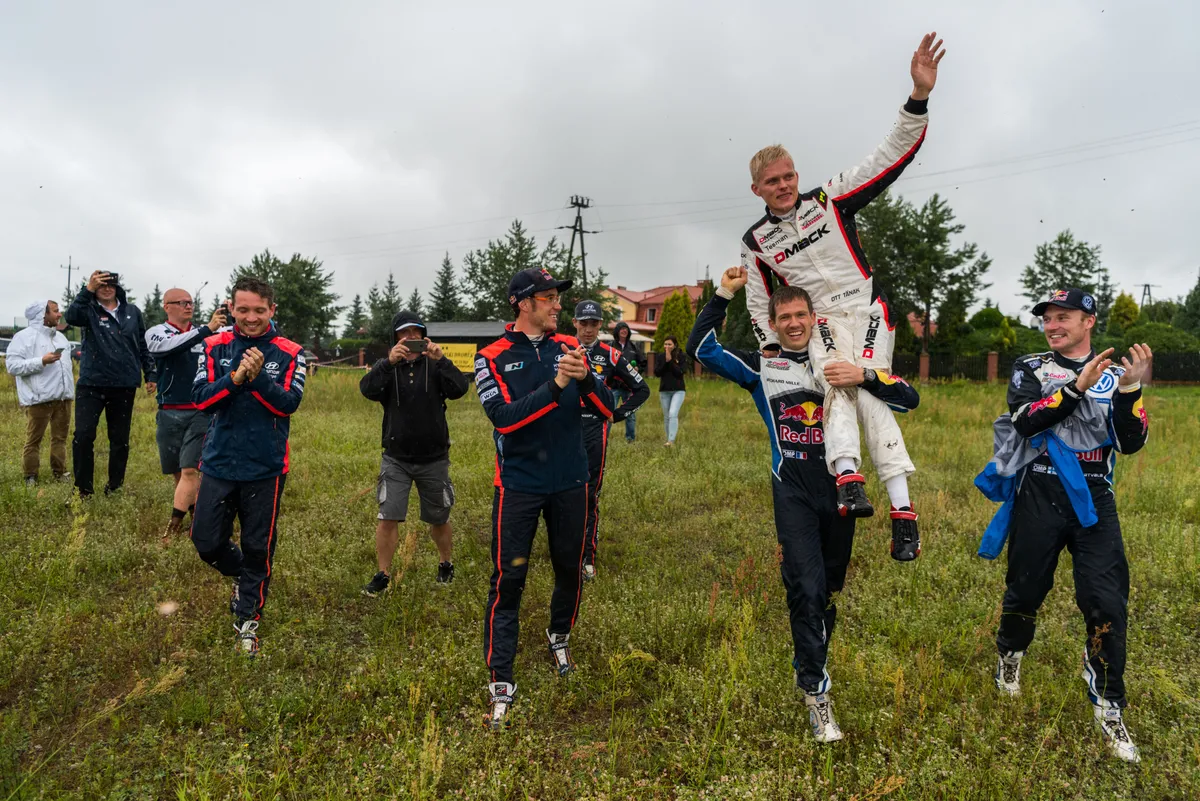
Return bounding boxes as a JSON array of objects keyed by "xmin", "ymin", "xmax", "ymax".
[
  {"xmin": 359, "ymin": 310, "xmax": 469, "ymax": 595},
  {"xmin": 65, "ymin": 270, "xmax": 156, "ymax": 498}
]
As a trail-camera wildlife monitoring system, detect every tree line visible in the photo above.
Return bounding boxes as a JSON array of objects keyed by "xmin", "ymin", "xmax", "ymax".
[{"xmin": 50, "ymin": 194, "xmax": 1200, "ymax": 356}]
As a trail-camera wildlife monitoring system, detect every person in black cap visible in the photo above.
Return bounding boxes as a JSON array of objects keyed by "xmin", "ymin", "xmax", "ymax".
[
  {"xmin": 65, "ymin": 270, "xmax": 157, "ymax": 497},
  {"xmin": 359, "ymin": 310, "xmax": 469, "ymax": 594},
  {"xmin": 473, "ymin": 267, "xmax": 614, "ymax": 729},
  {"xmin": 572, "ymin": 299, "xmax": 649, "ymax": 581},
  {"xmin": 990, "ymin": 286, "xmax": 1151, "ymax": 762}
]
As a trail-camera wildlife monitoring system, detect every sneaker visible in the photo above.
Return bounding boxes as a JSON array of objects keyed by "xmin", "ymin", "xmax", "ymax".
[
  {"xmin": 486, "ymin": 682, "xmax": 516, "ymax": 730},
  {"xmin": 582, "ymin": 562, "xmax": 596, "ymax": 582},
  {"xmin": 166, "ymin": 516, "xmax": 184, "ymax": 535},
  {"xmin": 103, "ymin": 484, "xmax": 120, "ymax": 496},
  {"xmin": 995, "ymin": 650, "xmax": 1023, "ymax": 697},
  {"xmin": 1094, "ymin": 705, "xmax": 1141, "ymax": 763},
  {"xmin": 55, "ymin": 472, "xmax": 71, "ymax": 483},
  {"xmin": 835, "ymin": 473, "xmax": 874, "ymax": 518},
  {"xmin": 804, "ymin": 692, "xmax": 844, "ymax": 743},
  {"xmin": 436, "ymin": 561, "xmax": 454, "ymax": 584},
  {"xmin": 233, "ymin": 619, "xmax": 260, "ymax": 657},
  {"xmin": 24, "ymin": 476, "xmax": 37, "ymax": 488},
  {"xmin": 547, "ymin": 630, "xmax": 576, "ymax": 677},
  {"xmin": 362, "ymin": 571, "xmax": 390, "ymax": 597},
  {"xmin": 890, "ymin": 506, "xmax": 920, "ymax": 561}
]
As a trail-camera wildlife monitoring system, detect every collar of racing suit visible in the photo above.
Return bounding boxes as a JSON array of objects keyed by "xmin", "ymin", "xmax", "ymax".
[
  {"xmin": 765, "ymin": 202, "xmax": 800, "ymax": 225},
  {"xmin": 1050, "ymin": 349, "xmax": 1093, "ymax": 372},
  {"xmin": 774, "ymin": 349, "xmax": 809, "ymax": 364}
]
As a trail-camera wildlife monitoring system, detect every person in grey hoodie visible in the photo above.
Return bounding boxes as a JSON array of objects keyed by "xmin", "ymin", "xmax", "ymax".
[
  {"xmin": 6, "ymin": 299, "xmax": 75, "ymax": 485},
  {"xmin": 64, "ymin": 270, "xmax": 156, "ymax": 497}
]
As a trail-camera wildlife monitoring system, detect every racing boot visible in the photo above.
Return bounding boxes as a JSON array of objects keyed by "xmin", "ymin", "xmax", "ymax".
[
  {"xmin": 995, "ymin": 650, "xmax": 1024, "ymax": 697},
  {"xmin": 1093, "ymin": 705, "xmax": 1140, "ymax": 763},
  {"xmin": 485, "ymin": 682, "xmax": 515, "ymax": 730},
  {"xmin": 890, "ymin": 506, "xmax": 920, "ymax": 561},
  {"xmin": 804, "ymin": 692, "xmax": 844, "ymax": 743},
  {"xmin": 547, "ymin": 630, "xmax": 576, "ymax": 677},
  {"xmin": 835, "ymin": 473, "xmax": 874, "ymax": 518}
]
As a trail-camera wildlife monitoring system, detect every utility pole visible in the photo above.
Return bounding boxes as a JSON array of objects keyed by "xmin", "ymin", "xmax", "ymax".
[
  {"xmin": 557, "ymin": 196, "xmax": 597, "ymax": 293},
  {"xmin": 1138, "ymin": 283, "xmax": 1160, "ymax": 308},
  {"xmin": 60, "ymin": 255, "xmax": 73, "ymax": 297}
]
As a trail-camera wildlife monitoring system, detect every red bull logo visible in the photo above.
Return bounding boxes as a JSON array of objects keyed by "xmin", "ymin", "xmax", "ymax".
[
  {"xmin": 779, "ymin": 400, "xmax": 823, "ymax": 425},
  {"xmin": 1049, "ymin": 289, "xmax": 1070, "ymax": 302}
]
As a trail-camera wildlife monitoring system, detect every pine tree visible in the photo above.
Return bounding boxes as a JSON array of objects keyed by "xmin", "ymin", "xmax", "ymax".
[
  {"xmin": 405, "ymin": 287, "xmax": 424, "ymax": 319},
  {"xmin": 343, "ymin": 294, "xmax": 367, "ymax": 338},
  {"xmin": 428, "ymin": 253, "xmax": 462, "ymax": 322},
  {"xmin": 366, "ymin": 273, "xmax": 403, "ymax": 343},
  {"xmin": 653, "ymin": 291, "xmax": 696, "ymax": 352},
  {"xmin": 142, "ymin": 285, "xmax": 166, "ymax": 327}
]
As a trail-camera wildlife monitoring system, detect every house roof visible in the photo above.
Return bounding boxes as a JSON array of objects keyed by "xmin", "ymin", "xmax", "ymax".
[{"xmin": 425, "ymin": 321, "xmax": 508, "ymax": 338}]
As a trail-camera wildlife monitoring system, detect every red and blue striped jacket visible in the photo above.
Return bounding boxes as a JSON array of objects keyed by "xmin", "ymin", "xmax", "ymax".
[
  {"xmin": 475, "ymin": 325, "xmax": 613, "ymax": 494},
  {"xmin": 192, "ymin": 324, "xmax": 306, "ymax": 481}
]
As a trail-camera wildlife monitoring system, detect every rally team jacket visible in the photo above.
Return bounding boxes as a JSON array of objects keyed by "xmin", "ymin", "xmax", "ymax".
[
  {"xmin": 146, "ymin": 321, "xmax": 217, "ymax": 408},
  {"xmin": 1007, "ymin": 350, "xmax": 1148, "ymax": 485},
  {"xmin": 581, "ymin": 340, "xmax": 649, "ymax": 424},
  {"xmin": 475, "ymin": 326, "xmax": 614, "ymax": 494},
  {"xmin": 741, "ymin": 98, "xmax": 928, "ymax": 348},
  {"xmin": 64, "ymin": 285, "xmax": 156, "ymax": 388},
  {"xmin": 192, "ymin": 324, "xmax": 306, "ymax": 482},
  {"xmin": 688, "ymin": 295, "xmax": 919, "ymax": 486}
]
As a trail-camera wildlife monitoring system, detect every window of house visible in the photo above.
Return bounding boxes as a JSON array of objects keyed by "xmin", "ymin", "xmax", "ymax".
[{"xmin": 647, "ymin": 308, "xmax": 657, "ymax": 322}]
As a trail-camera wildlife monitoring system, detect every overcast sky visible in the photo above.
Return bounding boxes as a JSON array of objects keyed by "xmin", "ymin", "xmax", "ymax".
[{"xmin": 3, "ymin": 0, "xmax": 1198, "ymax": 329}]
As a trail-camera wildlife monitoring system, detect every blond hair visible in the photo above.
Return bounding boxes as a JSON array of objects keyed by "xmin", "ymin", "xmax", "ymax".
[{"xmin": 749, "ymin": 145, "xmax": 793, "ymax": 183}]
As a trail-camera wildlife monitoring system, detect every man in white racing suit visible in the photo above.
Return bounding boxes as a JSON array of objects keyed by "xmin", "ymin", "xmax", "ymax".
[{"xmin": 740, "ymin": 32, "xmax": 945, "ymax": 561}]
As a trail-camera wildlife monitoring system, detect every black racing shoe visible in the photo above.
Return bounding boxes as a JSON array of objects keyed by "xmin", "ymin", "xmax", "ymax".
[
  {"xmin": 436, "ymin": 561, "xmax": 454, "ymax": 584},
  {"xmin": 362, "ymin": 571, "xmax": 391, "ymax": 597},
  {"xmin": 835, "ymin": 473, "xmax": 874, "ymax": 518},
  {"xmin": 485, "ymin": 682, "xmax": 516, "ymax": 730},
  {"xmin": 547, "ymin": 630, "xmax": 576, "ymax": 677},
  {"xmin": 890, "ymin": 507, "xmax": 920, "ymax": 561},
  {"xmin": 582, "ymin": 561, "xmax": 596, "ymax": 583}
]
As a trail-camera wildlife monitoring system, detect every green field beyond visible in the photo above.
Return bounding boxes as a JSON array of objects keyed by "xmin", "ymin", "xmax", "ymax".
[{"xmin": 2, "ymin": 370, "xmax": 1198, "ymax": 800}]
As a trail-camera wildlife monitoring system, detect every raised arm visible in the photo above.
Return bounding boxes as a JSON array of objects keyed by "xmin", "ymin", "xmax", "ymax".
[
  {"xmin": 825, "ymin": 33, "xmax": 944, "ymax": 215},
  {"xmin": 687, "ymin": 268, "xmax": 762, "ymax": 389},
  {"xmin": 1112, "ymin": 344, "xmax": 1151, "ymax": 455}
]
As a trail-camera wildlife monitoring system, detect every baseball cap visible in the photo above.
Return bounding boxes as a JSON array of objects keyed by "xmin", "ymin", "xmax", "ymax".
[
  {"xmin": 1032, "ymin": 287, "xmax": 1097, "ymax": 317},
  {"xmin": 574, "ymin": 299, "xmax": 602, "ymax": 320},
  {"xmin": 508, "ymin": 267, "xmax": 573, "ymax": 307}
]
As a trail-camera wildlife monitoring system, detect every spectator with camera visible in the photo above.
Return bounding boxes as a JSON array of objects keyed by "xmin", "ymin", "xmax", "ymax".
[{"xmin": 65, "ymin": 270, "xmax": 156, "ymax": 497}]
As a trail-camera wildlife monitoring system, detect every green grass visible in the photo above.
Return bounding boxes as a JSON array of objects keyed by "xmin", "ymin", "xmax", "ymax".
[{"xmin": 1, "ymin": 369, "xmax": 1198, "ymax": 799}]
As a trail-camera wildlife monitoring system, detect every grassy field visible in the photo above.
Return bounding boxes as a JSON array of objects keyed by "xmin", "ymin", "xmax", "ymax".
[{"xmin": 1, "ymin": 367, "xmax": 1198, "ymax": 800}]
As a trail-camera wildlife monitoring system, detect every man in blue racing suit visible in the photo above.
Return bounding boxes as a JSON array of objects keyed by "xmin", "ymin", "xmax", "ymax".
[{"xmin": 688, "ymin": 266, "xmax": 919, "ymax": 743}]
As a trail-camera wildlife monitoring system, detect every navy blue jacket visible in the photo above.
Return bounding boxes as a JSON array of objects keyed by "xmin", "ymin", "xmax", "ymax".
[
  {"xmin": 192, "ymin": 325, "xmax": 306, "ymax": 481},
  {"xmin": 475, "ymin": 326, "xmax": 614, "ymax": 494},
  {"xmin": 64, "ymin": 285, "xmax": 156, "ymax": 388}
]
